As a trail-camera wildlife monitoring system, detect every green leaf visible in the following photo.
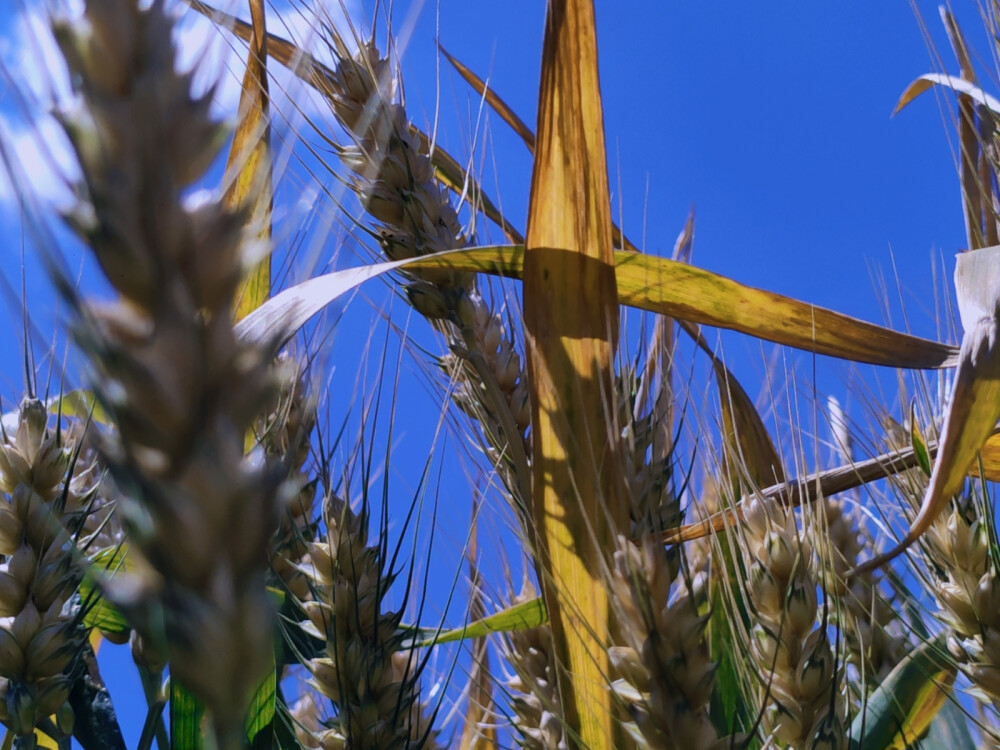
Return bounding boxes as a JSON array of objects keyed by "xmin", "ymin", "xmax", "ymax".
[
  {"xmin": 849, "ymin": 635, "xmax": 956, "ymax": 750},
  {"xmin": 170, "ymin": 681, "xmax": 205, "ymax": 750},
  {"xmin": 910, "ymin": 401, "xmax": 933, "ymax": 477},
  {"xmin": 1, "ymin": 390, "xmax": 109, "ymax": 434},
  {"xmin": 80, "ymin": 547, "xmax": 132, "ymax": 637},
  {"xmin": 244, "ymin": 669, "xmax": 275, "ymax": 746},
  {"xmin": 707, "ymin": 536, "xmax": 753, "ymax": 738},
  {"xmin": 400, "ymin": 596, "xmax": 547, "ymax": 649}
]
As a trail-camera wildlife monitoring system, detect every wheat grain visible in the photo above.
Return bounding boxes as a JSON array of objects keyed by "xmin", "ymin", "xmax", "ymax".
[
  {"xmin": 260, "ymin": 357, "xmax": 318, "ymax": 602},
  {"xmin": 608, "ymin": 535, "xmax": 722, "ymax": 750},
  {"xmin": 501, "ymin": 578, "xmax": 567, "ymax": 750}
]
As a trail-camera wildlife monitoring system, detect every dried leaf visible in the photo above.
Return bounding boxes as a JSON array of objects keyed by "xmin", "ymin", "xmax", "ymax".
[
  {"xmin": 895, "ymin": 74, "xmax": 1000, "ymax": 115},
  {"xmin": 402, "ymin": 245, "xmax": 959, "ymax": 368},
  {"xmin": 522, "ymin": 1, "xmax": 625, "ymax": 746},
  {"xmin": 684, "ymin": 320, "xmax": 784, "ymax": 490},
  {"xmin": 437, "ymin": 41, "xmax": 640, "ymax": 251},
  {"xmin": 223, "ymin": 0, "xmax": 272, "ymax": 322},
  {"xmin": 853, "ymin": 247, "xmax": 1000, "ymax": 576},
  {"xmin": 439, "ymin": 44, "xmax": 535, "ymax": 149}
]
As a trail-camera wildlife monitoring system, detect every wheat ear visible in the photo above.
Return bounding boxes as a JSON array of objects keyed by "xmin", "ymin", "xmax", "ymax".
[
  {"xmin": 0, "ymin": 399, "xmax": 104, "ymax": 744},
  {"xmin": 742, "ymin": 495, "xmax": 846, "ymax": 749},
  {"xmin": 51, "ymin": 1, "xmax": 287, "ymax": 744},
  {"xmin": 300, "ymin": 492, "xmax": 442, "ymax": 749},
  {"xmin": 315, "ymin": 34, "xmax": 531, "ymax": 507}
]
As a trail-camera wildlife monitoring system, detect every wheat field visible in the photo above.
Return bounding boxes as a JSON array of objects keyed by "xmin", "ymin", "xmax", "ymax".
[{"xmin": 1, "ymin": 1, "xmax": 1000, "ymax": 749}]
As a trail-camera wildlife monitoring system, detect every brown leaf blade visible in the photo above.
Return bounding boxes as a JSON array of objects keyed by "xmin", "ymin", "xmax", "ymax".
[
  {"xmin": 438, "ymin": 43, "xmax": 641, "ymax": 251},
  {"xmin": 439, "ymin": 44, "xmax": 536, "ymax": 150},
  {"xmin": 682, "ymin": 321, "xmax": 785, "ymax": 489},
  {"xmin": 522, "ymin": 2, "xmax": 625, "ymax": 747},
  {"xmin": 223, "ymin": 0, "xmax": 272, "ymax": 322}
]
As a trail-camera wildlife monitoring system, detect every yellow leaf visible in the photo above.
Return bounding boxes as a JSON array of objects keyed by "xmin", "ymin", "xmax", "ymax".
[
  {"xmin": 404, "ymin": 245, "xmax": 958, "ymax": 369},
  {"xmin": 221, "ymin": 0, "xmax": 272, "ymax": 322},
  {"xmin": 522, "ymin": 2, "xmax": 625, "ymax": 748}
]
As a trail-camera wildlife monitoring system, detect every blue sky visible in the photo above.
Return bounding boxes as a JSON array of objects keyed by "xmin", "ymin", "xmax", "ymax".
[{"xmin": 0, "ymin": 0, "xmax": 990, "ymax": 745}]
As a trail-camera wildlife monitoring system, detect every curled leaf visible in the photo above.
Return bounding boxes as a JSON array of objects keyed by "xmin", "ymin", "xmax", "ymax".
[{"xmin": 852, "ymin": 247, "xmax": 1000, "ymax": 576}]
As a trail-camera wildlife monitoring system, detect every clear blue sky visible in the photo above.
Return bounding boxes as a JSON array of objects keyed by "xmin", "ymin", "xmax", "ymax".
[{"xmin": 0, "ymin": 0, "xmax": 986, "ymax": 745}]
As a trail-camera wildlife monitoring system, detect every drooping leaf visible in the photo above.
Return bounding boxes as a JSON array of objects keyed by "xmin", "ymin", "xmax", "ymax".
[
  {"xmin": 853, "ymin": 247, "xmax": 1000, "ymax": 576},
  {"xmin": 684, "ymin": 320, "xmax": 784, "ymax": 490},
  {"xmin": 848, "ymin": 635, "xmax": 955, "ymax": 750},
  {"xmin": 400, "ymin": 596, "xmax": 547, "ymax": 650},
  {"xmin": 402, "ymin": 245, "xmax": 958, "ymax": 368},
  {"xmin": 439, "ymin": 44, "xmax": 536, "ymax": 150},
  {"xmin": 224, "ymin": 0, "xmax": 272, "ymax": 322},
  {"xmin": 242, "ymin": 246, "xmax": 959, "ymax": 367},
  {"xmin": 894, "ymin": 74, "xmax": 1000, "ymax": 118},
  {"xmin": 234, "ymin": 255, "xmax": 423, "ymax": 346}
]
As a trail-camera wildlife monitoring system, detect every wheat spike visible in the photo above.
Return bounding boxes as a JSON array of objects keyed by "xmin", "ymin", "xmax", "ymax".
[{"xmin": 50, "ymin": 1, "xmax": 288, "ymax": 744}]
